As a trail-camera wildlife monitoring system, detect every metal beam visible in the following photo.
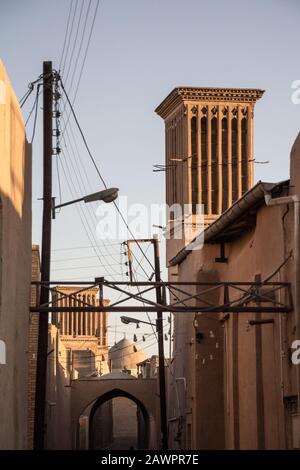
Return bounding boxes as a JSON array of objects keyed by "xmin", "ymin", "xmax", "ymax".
[
  {"xmin": 30, "ymin": 280, "xmax": 293, "ymax": 314},
  {"xmin": 32, "ymin": 280, "xmax": 291, "ymax": 286},
  {"xmin": 30, "ymin": 305, "xmax": 292, "ymax": 313}
]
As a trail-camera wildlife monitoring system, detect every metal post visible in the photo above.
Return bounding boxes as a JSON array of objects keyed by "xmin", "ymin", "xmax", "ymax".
[
  {"xmin": 34, "ymin": 61, "xmax": 53, "ymax": 450},
  {"xmin": 153, "ymin": 237, "xmax": 168, "ymax": 450}
]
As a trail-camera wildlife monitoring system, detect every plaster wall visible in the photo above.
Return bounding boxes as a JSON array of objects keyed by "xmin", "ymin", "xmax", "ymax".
[{"xmin": 0, "ymin": 61, "xmax": 32, "ymax": 449}]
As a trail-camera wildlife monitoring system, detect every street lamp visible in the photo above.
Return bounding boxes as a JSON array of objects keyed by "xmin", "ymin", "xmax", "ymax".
[
  {"xmin": 120, "ymin": 313, "xmax": 168, "ymax": 450},
  {"xmin": 120, "ymin": 315, "xmax": 155, "ymax": 327},
  {"xmin": 52, "ymin": 187, "xmax": 119, "ymax": 218}
]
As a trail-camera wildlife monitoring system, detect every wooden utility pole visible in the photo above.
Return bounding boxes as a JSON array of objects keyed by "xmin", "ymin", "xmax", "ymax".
[
  {"xmin": 34, "ymin": 61, "xmax": 53, "ymax": 450},
  {"xmin": 153, "ymin": 236, "xmax": 168, "ymax": 450}
]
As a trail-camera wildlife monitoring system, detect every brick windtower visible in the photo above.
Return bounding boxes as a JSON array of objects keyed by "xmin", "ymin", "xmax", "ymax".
[{"xmin": 155, "ymin": 87, "xmax": 264, "ymax": 228}]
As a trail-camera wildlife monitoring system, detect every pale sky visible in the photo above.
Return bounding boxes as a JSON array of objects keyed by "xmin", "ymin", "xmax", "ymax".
[{"xmin": 1, "ymin": 0, "xmax": 299, "ymax": 355}]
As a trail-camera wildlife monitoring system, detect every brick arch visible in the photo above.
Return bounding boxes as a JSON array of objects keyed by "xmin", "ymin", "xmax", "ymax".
[
  {"xmin": 71, "ymin": 378, "xmax": 159, "ymax": 449},
  {"xmin": 88, "ymin": 388, "xmax": 150, "ymax": 449}
]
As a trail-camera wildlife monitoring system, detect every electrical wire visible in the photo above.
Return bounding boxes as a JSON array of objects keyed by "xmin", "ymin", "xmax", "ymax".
[
  {"xmin": 59, "ymin": 99, "xmax": 100, "ymax": 202},
  {"xmin": 63, "ymin": 0, "xmax": 85, "ymax": 86},
  {"xmin": 63, "ymin": 0, "xmax": 92, "ymax": 97},
  {"xmin": 56, "ymin": 331, "xmax": 159, "ymax": 359},
  {"xmin": 50, "ymin": 71, "xmax": 160, "ymax": 326},
  {"xmin": 60, "ymin": 79, "xmax": 107, "ymax": 188},
  {"xmin": 59, "ymin": 155, "xmax": 122, "ymax": 278},
  {"xmin": 19, "ymin": 75, "xmax": 44, "ymax": 108},
  {"xmin": 52, "ymin": 263, "xmax": 125, "ymax": 271},
  {"xmin": 55, "ymin": 153, "xmax": 63, "ymax": 208},
  {"xmin": 129, "ymin": 242, "xmax": 153, "ymax": 280},
  {"xmin": 58, "ymin": 98, "xmax": 124, "ymax": 270},
  {"xmin": 25, "ymin": 84, "xmax": 40, "ymax": 126},
  {"xmin": 51, "ymin": 340, "xmax": 159, "ymax": 365},
  {"xmin": 56, "ymin": 89, "xmax": 122, "ymax": 276},
  {"xmin": 57, "ymin": 322, "xmax": 169, "ymax": 361},
  {"xmin": 52, "ymin": 275, "xmax": 100, "ymax": 281},
  {"xmin": 61, "ymin": 0, "xmax": 100, "ymax": 137},
  {"xmin": 124, "ymin": 242, "xmax": 158, "ymax": 342},
  {"xmin": 59, "ymin": 0, "xmax": 74, "ymax": 72},
  {"xmin": 60, "ymin": 0, "xmax": 79, "ymax": 75},
  {"xmin": 132, "ymin": 241, "xmax": 153, "ymax": 279},
  {"xmin": 59, "ymin": 78, "xmax": 156, "ymax": 274},
  {"xmin": 19, "ymin": 88, "xmax": 33, "ymax": 108},
  {"xmin": 52, "ymin": 254, "xmax": 122, "ymax": 262},
  {"xmin": 19, "ymin": 87, "xmax": 34, "ymax": 108},
  {"xmin": 59, "ymin": 124, "xmax": 124, "ymax": 274},
  {"xmin": 52, "ymin": 242, "xmax": 122, "ymax": 252},
  {"xmin": 60, "ymin": 157, "xmax": 123, "ymax": 278},
  {"xmin": 128, "ymin": 248, "xmax": 158, "ymax": 342},
  {"xmin": 29, "ymin": 84, "xmax": 41, "ymax": 143}
]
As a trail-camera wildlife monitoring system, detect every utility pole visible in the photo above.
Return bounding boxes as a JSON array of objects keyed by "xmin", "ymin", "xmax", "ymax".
[
  {"xmin": 124, "ymin": 237, "xmax": 169, "ymax": 448},
  {"xmin": 34, "ymin": 61, "xmax": 53, "ymax": 450},
  {"xmin": 153, "ymin": 236, "xmax": 168, "ymax": 450}
]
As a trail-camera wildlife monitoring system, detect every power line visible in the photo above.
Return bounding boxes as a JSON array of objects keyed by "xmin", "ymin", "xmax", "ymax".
[
  {"xmin": 57, "ymin": 86, "xmax": 121, "ymax": 276},
  {"xmin": 52, "ymin": 263, "xmax": 124, "ymax": 271},
  {"xmin": 60, "ymin": 159, "xmax": 123, "ymax": 278},
  {"xmin": 63, "ymin": 0, "xmax": 85, "ymax": 86},
  {"xmin": 59, "ymin": 155, "xmax": 122, "ymax": 278},
  {"xmin": 54, "ymin": 154, "xmax": 63, "ymax": 211},
  {"xmin": 60, "ymin": 78, "xmax": 107, "ymax": 188},
  {"xmin": 19, "ymin": 87, "xmax": 34, "ymax": 108},
  {"xmin": 64, "ymin": 0, "xmax": 92, "ymax": 97},
  {"xmin": 51, "ymin": 340, "xmax": 159, "ymax": 364},
  {"xmin": 133, "ymin": 241, "xmax": 153, "ymax": 278},
  {"xmin": 59, "ymin": 118, "xmax": 124, "ymax": 275},
  {"xmin": 56, "ymin": 325, "xmax": 167, "ymax": 361},
  {"xmin": 58, "ymin": 100, "xmax": 124, "ymax": 271},
  {"xmin": 58, "ymin": 113, "xmax": 120, "ymax": 276},
  {"xmin": 59, "ymin": 0, "xmax": 75, "ymax": 72},
  {"xmin": 51, "ymin": 276, "xmax": 99, "ymax": 281},
  {"xmin": 59, "ymin": 77, "xmax": 156, "ymax": 274},
  {"xmin": 25, "ymin": 84, "xmax": 41, "ymax": 144},
  {"xmin": 61, "ymin": 109, "xmax": 95, "ymax": 195},
  {"xmin": 25, "ymin": 84, "xmax": 40, "ymax": 126},
  {"xmin": 30, "ymin": 89, "xmax": 40, "ymax": 143},
  {"xmin": 126, "ymin": 245, "xmax": 158, "ymax": 342},
  {"xmin": 60, "ymin": 0, "xmax": 79, "ymax": 76},
  {"xmin": 52, "ymin": 243, "xmax": 122, "ymax": 252},
  {"xmin": 52, "ymin": 254, "xmax": 122, "ymax": 262},
  {"xmin": 129, "ymin": 241, "xmax": 153, "ymax": 280},
  {"xmin": 19, "ymin": 86, "xmax": 35, "ymax": 108},
  {"xmin": 61, "ymin": 0, "xmax": 100, "ymax": 136},
  {"xmin": 55, "ymin": 333, "xmax": 159, "ymax": 359},
  {"xmin": 19, "ymin": 75, "xmax": 44, "ymax": 108}
]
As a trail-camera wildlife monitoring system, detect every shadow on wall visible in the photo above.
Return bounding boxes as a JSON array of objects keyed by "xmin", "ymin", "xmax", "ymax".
[{"xmin": 0, "ymin": 188, "xmax": 31, "ymax": 449}]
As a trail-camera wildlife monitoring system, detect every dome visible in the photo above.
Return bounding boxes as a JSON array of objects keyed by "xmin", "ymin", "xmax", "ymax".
[
  {"xmin": 108, "ymin": 336, "xmax": 147, "ymax": 374},
  {"xmin": 109, "ymin": 337, "xmax": 133, "ymax": 357}
]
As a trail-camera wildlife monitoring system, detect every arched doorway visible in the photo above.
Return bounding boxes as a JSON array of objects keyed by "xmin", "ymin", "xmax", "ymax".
[
  {"xmin": 72, "ymin": 377, "xmax": 158, "ymax": 449},
  {"xmin": 79, "ymin": 389, "xmax": 150, "ymax": 450}
]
